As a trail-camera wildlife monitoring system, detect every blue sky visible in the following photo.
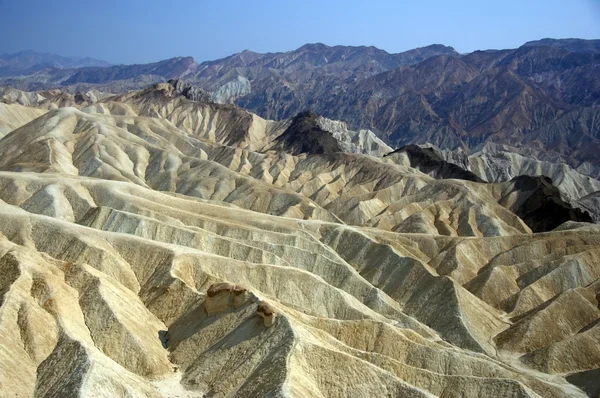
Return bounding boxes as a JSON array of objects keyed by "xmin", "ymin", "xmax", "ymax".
[{"xmin": 1, "ymin": 0, "xmax": 599, "ymax": 64}]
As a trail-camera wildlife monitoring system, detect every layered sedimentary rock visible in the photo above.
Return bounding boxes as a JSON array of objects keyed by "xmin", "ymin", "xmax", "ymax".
[
  {"xmin": 205, "ymin": 283, "xmax": 252, "ymax": 315},
  {"xmin": 437, "ymin": 143, "xmax": 600, "ymax": 221},
  {"xmin": 167, "ymin": 79, "xmax": 212, "ymax": 103},
  {"xmin": 494, "ymin": 175, "xmax": 593, "ymax": 232},
  {"xmin": 384, "ymin": 144, "xmax": 484, "ymax": 182},
  {"xmin": 0, "ymin": 85, "xmax": 598, "ymax": 397}
]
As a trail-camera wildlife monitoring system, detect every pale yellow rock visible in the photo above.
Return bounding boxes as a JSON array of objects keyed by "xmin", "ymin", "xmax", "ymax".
[
  {"xmin": 256, "ymin": 300, "xmax": 277, "ymax": 327},
  {"xmin": 0, "ymin": 85, "xmax": 596, "ymax": 397},
  {"xmin": 205, "ymin": 282, "xmax": 251, "ymax": 315}
]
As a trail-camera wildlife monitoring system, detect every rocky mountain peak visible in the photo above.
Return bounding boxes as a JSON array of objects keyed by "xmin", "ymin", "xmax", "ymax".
[
  {"xmin": 273, "ymin": 110, "xmax": 344, "ymax": 155},
  {"xmin": 167, "ymin": 79, "xmax": 212, "ymax": 102},
  {"xmin": 298, "ymin": 43, "xmax": 331, "ymax": 52}
]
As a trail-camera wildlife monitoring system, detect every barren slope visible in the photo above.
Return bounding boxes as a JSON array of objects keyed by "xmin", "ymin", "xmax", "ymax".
[{"xmin": 0, "ymin": 88, "xmax": 598, "ymax": 397}]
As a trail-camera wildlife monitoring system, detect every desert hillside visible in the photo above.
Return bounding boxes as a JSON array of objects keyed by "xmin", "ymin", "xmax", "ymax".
[{"xmin": 0, "ymin": 82, "xmax": 599, "ymax": 397}]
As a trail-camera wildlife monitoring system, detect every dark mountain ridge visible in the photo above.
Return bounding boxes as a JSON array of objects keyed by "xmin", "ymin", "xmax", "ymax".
[
  {"xmin": 522, "ymin": 38, "xmax": 600, "ymax": 53},
  {"xmin": 1, "ymin": 39, "xmax": 599, "ymax": 174},
  {"xmin": 272, "ymin": 110, "xmax": 344, "ymax": 155},
  {"xmin": 385, "ymin": 145, "xmax": 485, "ymax": 182},
  {"xmin": 501, "ymin": 175, "xmax": 594, "ymax": 232}
]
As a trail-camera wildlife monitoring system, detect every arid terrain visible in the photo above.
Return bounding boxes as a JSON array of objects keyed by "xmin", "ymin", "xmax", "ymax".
[
  {"xmin": 3, "ymin": 39, "xmax": 600, "ymax": 174},
  {"xmin": 0, "ymin": 78, "xmax": 598, "ymax": 397}
]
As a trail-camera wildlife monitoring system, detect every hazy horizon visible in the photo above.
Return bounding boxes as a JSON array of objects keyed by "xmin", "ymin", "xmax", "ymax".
[{"xmin": 0, "ymin": 0, "xmax": 599, "ymax": 64}]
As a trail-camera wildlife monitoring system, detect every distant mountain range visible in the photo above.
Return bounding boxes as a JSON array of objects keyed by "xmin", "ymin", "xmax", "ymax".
[
  {"xmin": 0, "ymin": 50, "xmax": 111, "ymax": 77},
  {"xmin": 1, "ymin": 39, "xmax": 599, "ymax": 174}
]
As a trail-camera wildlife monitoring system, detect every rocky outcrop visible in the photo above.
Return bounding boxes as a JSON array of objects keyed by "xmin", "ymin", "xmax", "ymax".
[
  {"xmin": 316, "ymin": 116, "xmax": 392, "ymax": 157},
  {"xmin": 270, "ymin": 110, "xmax": 391, "ymax": 157},
  {"xmin": 385, "ymin": 144, "xmax": 484, "ymax": 182},
  {"xmin": 210, "ymin": 76, "xmax": 251, "ymax": 104},
  {"xmin": 578, "ymin": 191, "xmax": 600, "ymax": 223},
  {"xmin": 435, "ymin": 142, "xmax": 600, "ymax": 222},
  {"xmin": 205, "ymin": 284, "xmax": 275, "ymax": 326},
  {"xmin": 272, "ymin": 111, "xmax": 344, "ymax": 155},
  {"xmin": 167, "ymin": 79, "xmax": 212, "ymax": 103},
  {"xmin": 256, "ymin": 301, "xmax": 276, "ymax": 327},
  {"xmin": 73, "ymin": 89, "xmax": 109, "ymax": 104},
  {"xmin": 498, "ymin": 175, "xmax": 593, "ymax": 232},
  {"xmin": 205, "ymin": 283, "xmax": 251, "ymax": 315}
]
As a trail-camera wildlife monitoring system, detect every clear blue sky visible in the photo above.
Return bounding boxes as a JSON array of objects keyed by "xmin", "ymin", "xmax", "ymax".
[{"xmin": 1, "ymin": 0, "xmax": 599, "ymax": 64}]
